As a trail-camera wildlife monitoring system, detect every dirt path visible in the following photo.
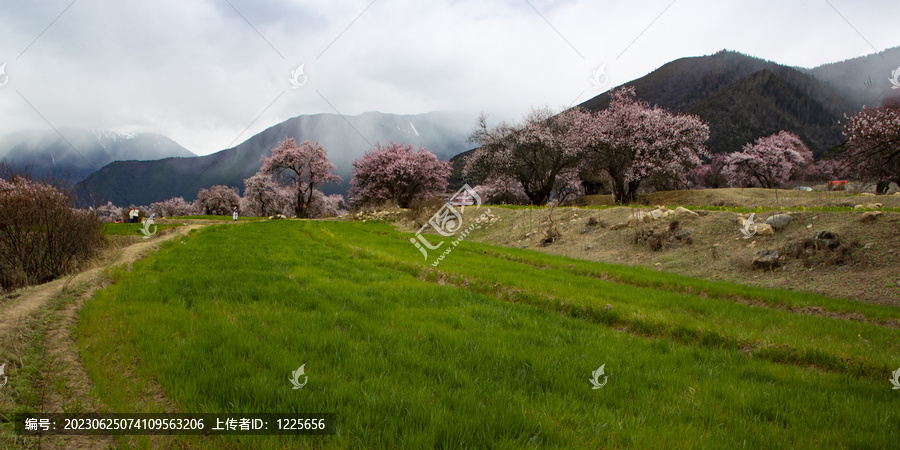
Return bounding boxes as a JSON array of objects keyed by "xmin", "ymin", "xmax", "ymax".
[
  {"xmin": 0, "ymin": 224, "xmax": 204, "ymax": 337},
  {"xmin": 0, "ymin": 223, "xmax": 207, "ymax": 449}
]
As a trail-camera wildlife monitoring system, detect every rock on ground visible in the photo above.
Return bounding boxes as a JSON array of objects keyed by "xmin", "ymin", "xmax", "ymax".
[
  {"xmin": 674, "ymin": 206, "xmax": 699, "ymax": 217},
  {"xmin": 765, "ymin": 214, "xmax": 792, "ymax": 231},
  {"xmin": 860, "ymin": 211, "xmax": 882, "ymax": 223},
  {"xmin": 752, "ymin": 250, "xmax": 781, "ymax": 270}
]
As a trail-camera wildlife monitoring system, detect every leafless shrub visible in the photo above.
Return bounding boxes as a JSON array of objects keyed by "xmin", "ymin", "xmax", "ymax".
[
  {"xmin": 0, "ymin": 164, "xmax": 103, "ymax": 290},
  {"xmin": 406, "ymin": 195, "xmax": 445, "ymax": 227}
]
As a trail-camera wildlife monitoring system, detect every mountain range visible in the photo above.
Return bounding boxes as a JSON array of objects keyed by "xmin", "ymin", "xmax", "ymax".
[
  {"xmin": 0, "ymin": 129, "xmax": 194, "ymax": 182},
  {"xmin": 77, "ymin": 112, "xmax": 473, "ymax": 206},
  {"xmin": 4, "ymin": 46, "xmax": 899, "ymax": 206},
  {"xmin": 448, "ymin": 47, "xmax": 900, "ymax": 188}
]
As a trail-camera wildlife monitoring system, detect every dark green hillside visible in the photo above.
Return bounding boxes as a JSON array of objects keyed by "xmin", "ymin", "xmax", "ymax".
[{"xmin": 688, "ymin": 69, "xmax": 844, "ymax": 157}]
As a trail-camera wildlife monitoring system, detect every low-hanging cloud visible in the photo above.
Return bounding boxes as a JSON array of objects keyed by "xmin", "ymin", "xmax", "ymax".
[{"xmin": 0, "ymin": 0, "xmax": 896, "ymax": 156}]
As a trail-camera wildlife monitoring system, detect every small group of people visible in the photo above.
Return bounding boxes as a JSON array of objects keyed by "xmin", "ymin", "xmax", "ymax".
[{"xmin": 128, "ymin": 207, "xmax": 141, "ymax": 223}]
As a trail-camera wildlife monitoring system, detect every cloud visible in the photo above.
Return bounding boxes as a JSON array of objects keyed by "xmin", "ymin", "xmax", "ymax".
[{"xmin": 0, "ymin": 0, "xmax": 896, "ymax": 155}]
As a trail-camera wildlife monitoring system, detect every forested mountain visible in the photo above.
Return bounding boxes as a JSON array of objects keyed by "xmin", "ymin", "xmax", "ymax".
[
  {"xmin": 449, "ymin": 48, "xmax": 899, "ymax": 188},
  {"xmin": 578, "ymin": 50, "xmax": 851, "ymax": 156},
  {"xmin": 77, "ymin": 112, "xmax": 472, "ymax": 206}
]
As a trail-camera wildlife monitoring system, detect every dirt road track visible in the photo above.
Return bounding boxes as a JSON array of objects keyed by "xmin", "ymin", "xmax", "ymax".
[
  {"xmin": 0, "ymin": 224, "xmax": 207, "ymax": 449},
  {"xmin": 0, "ymin": 224, "xmax": 204, "ymax": 337}
]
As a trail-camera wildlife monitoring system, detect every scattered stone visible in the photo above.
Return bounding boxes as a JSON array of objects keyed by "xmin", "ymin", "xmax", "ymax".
[
  {"xmin": 861, "ymin": 193, "xmax": 875, "ymax": 196},
  {"xmin": 863, "ymin": 242, "xmax": 874, "ymax": 249},
  {"xmin": 750, "ymin": 223, "xmax": 775, "ymax": 236},
  {"xmin": 268, "ymin": 214, "xmax": 287, "ymax": 220},
  {"xmin": 783, "ymin": 238, "xmax": 813, "ymax": 258},
  {"xmin": 814, "ymin": 231, "xmax": 840, "ymax": 250},
  {"xmin": 673, "ymin": 229, "xmax": 692, "ymax": 241},
  {"xmin": 866, "ymin": 203, "xmax": 883, "ymax": 209},
  {"xmin": 674, "ymin": 206, "xmax": 699, "ymax": 217},
  {"xmin": 752, "ymin": 250, "xmax": 781, "ymax": 270},
  {"xmin": 580, "ymin": 227, "xmax": 590, "ymax": 234},
  {"xmin": 853, "ymin": 204, "xmax": 865, "ymax": 210},
  {"xmin": 764, "ymin": 214, "xmax": 792, "ymax": 231},
  {"xmin": 650, "ymin": 209, "xmax": 665, "ymax": 220},
  {"xmin": 604, "ymin": 304, "xmax": 613, "ymax": 311},
  {"xmin": 610, "ymin": 223, "xmax": 628, "ymax": 231},
  {"xmin": 632, "ymin": 211, "xmax": 653, "ymax": 223},
  {"xmin": 860, "ymin": 211, "xmax": 882, "ymax": 223}
]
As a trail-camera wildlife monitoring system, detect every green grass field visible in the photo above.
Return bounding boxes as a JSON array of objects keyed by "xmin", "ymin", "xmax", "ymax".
[
  {"xmin": 79, "ymin": 220, "xmax": 900, "ymax": 448},
  {"xmin": 102, "ymin": 222, "xmax": 181, "ymax": 236}
]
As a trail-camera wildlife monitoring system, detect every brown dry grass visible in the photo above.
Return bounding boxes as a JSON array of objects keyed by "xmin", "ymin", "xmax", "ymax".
[
  {"xmin": 427, "ymin": 189, "xmax": 900, "ymax": 306},
  {"xmin": 584, "ymin": 187, "xmax": 900, "ymax": 209}
]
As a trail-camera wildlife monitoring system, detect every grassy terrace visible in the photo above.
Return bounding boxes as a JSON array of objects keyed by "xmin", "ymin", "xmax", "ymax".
[{"xmin": 79, "ymin": 220, "xmax": 899, "ymax": 448}]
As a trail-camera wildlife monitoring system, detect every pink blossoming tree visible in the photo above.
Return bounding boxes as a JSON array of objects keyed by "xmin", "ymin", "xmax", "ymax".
[
  {"xmin": 569, "ymin": 88, "xmax": 710, "ymax": 204},
  {"xmin": 690, "ymin": 154, "xmax": 729, "ymax": 188},
  {"xmin": 464, "ymin": 107, "xmax": 579, "ymax": 205},
  {"xmin": 349, "ymin": 142, "xmax": 451, "ymax": 208},
  {"xmin": 840, "ymin": 105, "xmax": 900, "ymax": 194},
  {"xmin": 241, "ymin": 173, "xmax": 291, "ymax": 217},
  {"xmin": 195, "ymin": 185, "xmax": 241, "ymax": 215},
  {"xmin": 261, "ymin": 138, "xmax": 341, "ymax": 218},
  {"xmin": 93, "ymin": 201, "xmax": 125, "ymax": 223},
  {"xmin": 306, "ymin": 191, "xmax": 348, "ymax": 218},
  {"xmin": 722, "ymin": 130, "xmax": 813, "ymax": 189},
  {"xmin": 150, "ymin": 196, "xmax": 198, "ymax": 218},
  {"xmin": 474, "ymin": 176, "xmax": 530, "ymax": 205}
]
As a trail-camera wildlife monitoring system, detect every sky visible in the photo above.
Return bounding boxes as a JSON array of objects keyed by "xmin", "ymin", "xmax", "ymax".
[{"xmin": 0, "ymin": 0, "xmax": 897, "ymax": 156}]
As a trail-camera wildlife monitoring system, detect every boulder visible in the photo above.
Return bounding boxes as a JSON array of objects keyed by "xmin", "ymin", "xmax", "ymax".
[
  {"xmin": 610, "ymin": 223, "xmax": 628, "ymax": 231},
  {"xmin": 674, "ymin": 206, "xmax": 699, "ymax": 217},
  {"xmin": 672, "ymin": 229, "xmax": 692, "ymax": 241},
  {"xmin": 749, "ymin": 223, "xmax": 775, "ymax": 236},
  {"xmin": 764, "ymin": 214, "xmax": 792, "ymax": 231},
  {"xmin": 650, "ymin": 209, "xmax": 667, "ymax": 220},
  {"xmin": 814, "ymin": 231, "xmax": 840, "ymax": 250},
  {"xmin": 752, "ymin": 250, "xmax": 781, "ymax": 270},
  {"xmin": 853, "ymin": 204, "xmax": 865, "ymax": 210},
  {"xmin": 865, "ymin": 203, "xmax": 883, "ymax": 209},
  {"xmin": 860, "ymin": 211, "xmax": 882, "ymax": 223},
  {"xmin": 783, "ymin": 238, "xmax": 812, "ymax": 258},
  {"xmin": 628, "ymin": 212, "xmax": 653, "ymax": 227}
]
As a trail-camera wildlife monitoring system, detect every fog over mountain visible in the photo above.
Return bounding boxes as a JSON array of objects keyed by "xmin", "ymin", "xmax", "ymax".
[
  {"xmin": 77, "ymin": 111, "xmax": 473, "ymax": 206},
  {"xmin": 0, "ymin": 129, "xmax": 194, "ymax": 182},
  {"xmin": 804, "ymin": 46, "xmax": 900, "ymax": 110}
]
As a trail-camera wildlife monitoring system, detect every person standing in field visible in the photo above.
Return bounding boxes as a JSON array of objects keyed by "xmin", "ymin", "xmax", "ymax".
[
  {"xmin": 232, "ymin": 205, "xmax": 239, "ymax": 221},
  {"xmin": 129, "ymin": 207, "xmax": 139, "ymax": 223}
]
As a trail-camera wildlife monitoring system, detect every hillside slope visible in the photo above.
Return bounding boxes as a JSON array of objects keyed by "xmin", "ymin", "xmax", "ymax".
[
  {"xmin": 78, "ymin": 112, "xmax": 472, "ymax": 206},
  {"xmin": 0, "ymin": 130, "xmax": 194, "ymax": 182}
]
